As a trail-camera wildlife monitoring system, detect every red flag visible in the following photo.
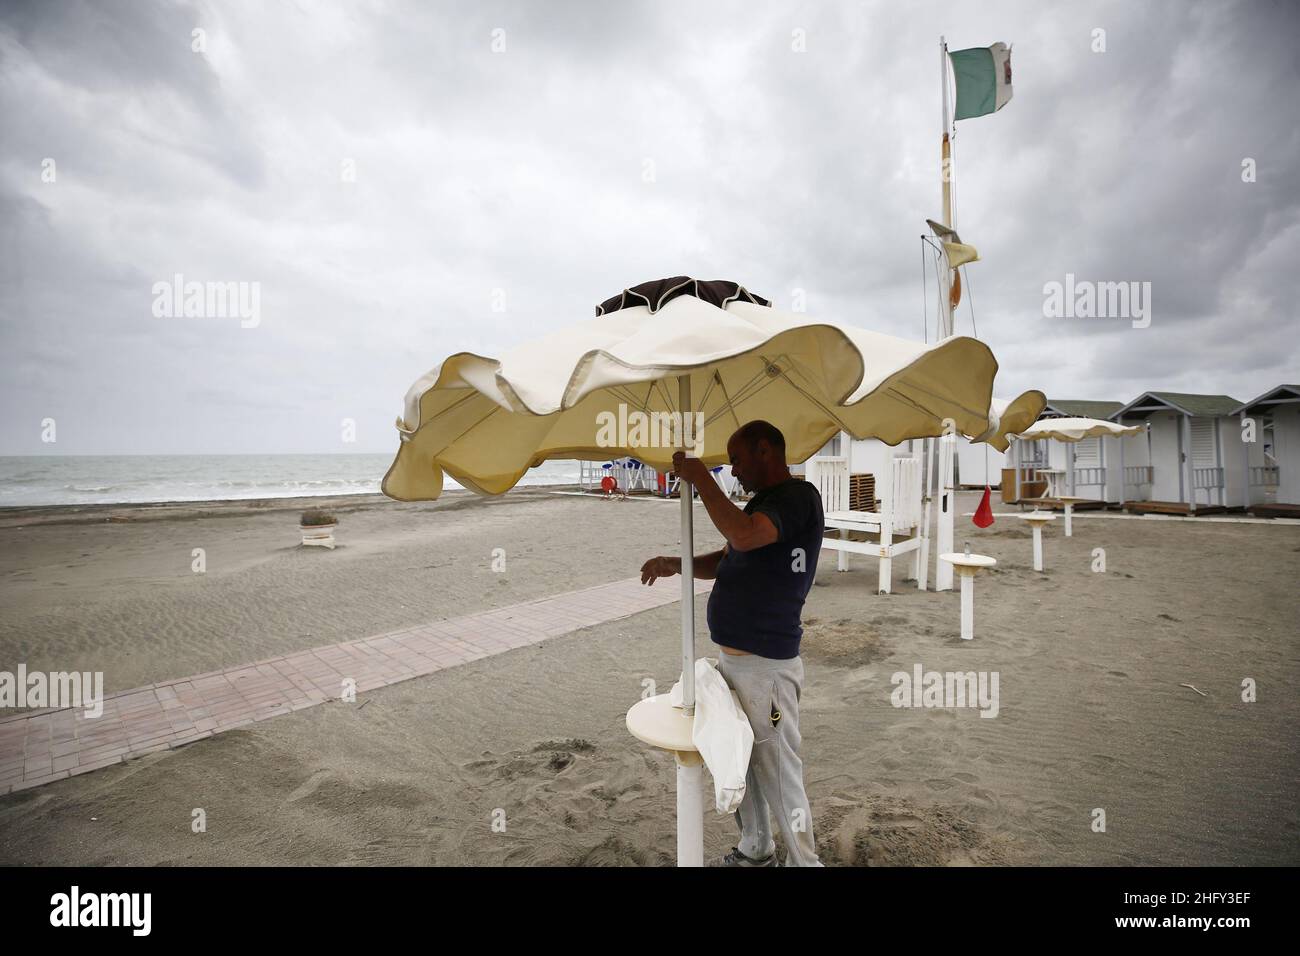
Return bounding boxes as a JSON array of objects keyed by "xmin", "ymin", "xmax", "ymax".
[{"xmin": 973, "ymin": 485, "xmax": 995, "ymax": 528}]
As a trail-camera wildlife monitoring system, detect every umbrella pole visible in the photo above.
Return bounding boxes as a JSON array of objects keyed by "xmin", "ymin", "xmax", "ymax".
[
  {"xmin": 678, "ymin": 374, "xmax": 696, "ymax": 717},
  {"xmin": 676, "ymin": 374, "xmax": 703, "ymax": 866}
]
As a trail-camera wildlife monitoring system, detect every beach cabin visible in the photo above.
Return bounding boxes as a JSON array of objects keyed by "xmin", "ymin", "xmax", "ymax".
[
  {"xmin": 1232, "ymin": 384, "xmax": 1300, "ymax": 517},
  {"xmin": 1110, "ymin": 391, "xmax": 1245, "ymax": 514}
]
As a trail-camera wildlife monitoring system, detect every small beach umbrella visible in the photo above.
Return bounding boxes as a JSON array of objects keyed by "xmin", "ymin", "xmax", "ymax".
[
  {"xmin": 381, "ymin": 276, "xmax": 1010, "ymax": 864},
  {"xmin": 1012, "ymin": 417, "xmax": 1141, "ymax": 442},
  {"xmin": 1010, "ymin": 417, "xmax": 1143, "ymax": 524}
]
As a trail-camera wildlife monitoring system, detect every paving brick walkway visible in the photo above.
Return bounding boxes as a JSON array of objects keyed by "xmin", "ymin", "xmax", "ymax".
[{"xmin": 0, "ymin": 575, "xmax": 713, "ymax": 796}]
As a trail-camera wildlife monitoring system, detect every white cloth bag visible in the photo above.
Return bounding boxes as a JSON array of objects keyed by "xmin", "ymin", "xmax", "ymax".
[{"xmin": 669, "ymin": 658, "xmax": 754, "ymax": 814}]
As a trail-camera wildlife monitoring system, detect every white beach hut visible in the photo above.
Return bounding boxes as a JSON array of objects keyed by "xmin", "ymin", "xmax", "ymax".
[
  {"xmin": 1109, "ymin": 391, "xmax": 1245, "ymax": 514},
  {"xmin": 1232, "ymin": 384, "xmax": 1300, "ymax": 517}
]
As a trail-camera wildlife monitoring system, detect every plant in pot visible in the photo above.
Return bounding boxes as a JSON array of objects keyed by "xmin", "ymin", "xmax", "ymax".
[{"xmin": 300, "ymin": 507, "xmax": 338, "ymax": 549}]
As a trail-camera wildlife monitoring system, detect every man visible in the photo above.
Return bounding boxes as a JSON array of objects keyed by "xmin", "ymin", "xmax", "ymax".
[{"xmin": 640, "ymin": 420, "xmax": 824, "ymax": 867}]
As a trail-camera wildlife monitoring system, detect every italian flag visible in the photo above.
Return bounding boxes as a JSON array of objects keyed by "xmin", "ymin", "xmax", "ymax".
[{"xmin": 949, "ymin": 43, "xmax": 1013, "ymax": 120}]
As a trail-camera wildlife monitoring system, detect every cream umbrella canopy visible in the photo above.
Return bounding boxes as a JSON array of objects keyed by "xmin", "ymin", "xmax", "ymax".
[
  {"xmin": 383, "ymin": 281, "xmax": 1001, "ymax": 500},
  {"xmin": 1013, "ymin": 417, "xmax": 1141, "ymax": 442},
  {"xmin": 381, "ymin": 276, "xmax": 1004, "ymax": 865},
  {"xmin": 971, "ymin": 391, "xmax": 1049, "ymax": 451}
]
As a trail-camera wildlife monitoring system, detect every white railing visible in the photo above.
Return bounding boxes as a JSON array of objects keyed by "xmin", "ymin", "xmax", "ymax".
[
  {"xmin": 890, "ymin": 455, "xmax": 923, "ymax": 533},
  {"xmin": 1250, "ymin": 465, "xmax": 1279, "ymax": 487},
  {"xmin": 1123, "ymin": 465, "xmax": 1153, "ymax": 486},
  {"xmin": 806, "ymin": 456, "xmax": 850, "ymax": 512},
  {"xmin": 1073, "ymin": 466, "xmax": 1106, "ymax": 488},
  {"xmin": 1193, "ymin": 467, "xmax": 1224, "ymax": 490}
]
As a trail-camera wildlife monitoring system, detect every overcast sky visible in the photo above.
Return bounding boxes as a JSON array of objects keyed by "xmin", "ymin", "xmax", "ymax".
[{"xmin": 2, "ymin": 0, "xmax": 1297, "ymax": 455}]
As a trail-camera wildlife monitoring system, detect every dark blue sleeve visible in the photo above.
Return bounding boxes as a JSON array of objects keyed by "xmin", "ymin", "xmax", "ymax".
[{"xmin": 753, "ymin": 482, "xmax": 814, "ymax": 544}]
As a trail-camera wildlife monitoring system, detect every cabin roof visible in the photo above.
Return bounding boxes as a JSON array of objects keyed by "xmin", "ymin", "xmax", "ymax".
[
  {"xmin": 1232, "ymin": 384, "xmax": 1300, "ymax": 416},
  {"xmin": 1113, "ymin": 391, "xmax": 1243, "ymax": 420}
]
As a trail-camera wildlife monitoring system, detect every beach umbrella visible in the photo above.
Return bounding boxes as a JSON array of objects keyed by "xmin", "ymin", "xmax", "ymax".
[
  {"xmin": 1010, "ymin": 417, "xmax": 1143, "ymax": 533},
  {"xmin": 381, "ymin": 276, "xmax": 1007, "ymax": 864},
  {"xmin": 1012, "ymin": 417, "xmax": 1141, "ymax": 443}
]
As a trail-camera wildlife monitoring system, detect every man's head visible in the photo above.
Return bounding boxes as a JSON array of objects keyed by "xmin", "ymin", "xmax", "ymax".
[{"xmin": 726, "ymin": 420, "xmax": 791, "ymax": 493}]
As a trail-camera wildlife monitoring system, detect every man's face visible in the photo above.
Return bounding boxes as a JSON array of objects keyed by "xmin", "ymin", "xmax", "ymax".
[{"xmin": 727, "ymin": 436, "xmax": 762, "ymax": 492}]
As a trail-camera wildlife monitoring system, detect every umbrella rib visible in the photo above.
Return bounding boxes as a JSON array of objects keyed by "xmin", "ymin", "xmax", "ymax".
[
  {"xmin": 763, "ymin": 359, "xmax": 854, "ymax": 436},
  {"xmin": 607, "ymin": 383, "xmax": 653, "ymax": 412},
  {"xmin": 437, "ymin": 401, "xmax": 502, "ymax": 458},
  {"xmin": 712, "ymin": 370, "xmax": 744, "ymax": 435},
  {"xmin": 653, "ymin": 378, "xmax": 677, "ymax": 417}
]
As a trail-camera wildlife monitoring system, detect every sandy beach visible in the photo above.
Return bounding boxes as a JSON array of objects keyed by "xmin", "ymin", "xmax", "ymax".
[{"xmin": 1, "ymin": 489, "xmax": 1297, "ymax": 866}]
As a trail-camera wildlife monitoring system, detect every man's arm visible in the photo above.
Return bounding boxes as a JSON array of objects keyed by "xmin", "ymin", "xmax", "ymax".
[
  {"xmin": 640, "ymin": 546, "xmax": 727, "ymax": 585},
  {"xmin": 689, "ymin": 469, "xmax": 778, "ymax": 552},
  {"xmin": 689, "ymin": 546, "xmax": 728, "ymax": 579}
]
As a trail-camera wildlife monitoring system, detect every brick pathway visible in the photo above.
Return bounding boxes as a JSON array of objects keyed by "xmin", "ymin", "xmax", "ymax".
[{"xmin": 0, "ymin": 575, "xmax": 713, "ymax": 795}]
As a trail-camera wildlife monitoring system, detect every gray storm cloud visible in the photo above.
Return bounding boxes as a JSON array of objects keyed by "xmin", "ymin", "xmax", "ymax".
[{"xmin": 1, "ymin": 0, "xmax": 1296, "ymax": 454}]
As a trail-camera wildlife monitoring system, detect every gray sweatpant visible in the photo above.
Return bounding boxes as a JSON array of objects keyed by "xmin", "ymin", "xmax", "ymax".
[{"xmin": 716, "ymin": 652, "xmax": 822, "ymax": 867}]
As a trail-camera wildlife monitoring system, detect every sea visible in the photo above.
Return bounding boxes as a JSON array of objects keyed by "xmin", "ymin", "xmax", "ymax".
[{"xmin": 0, "ymin": 455, "xmax": 585, "ymax": 508}]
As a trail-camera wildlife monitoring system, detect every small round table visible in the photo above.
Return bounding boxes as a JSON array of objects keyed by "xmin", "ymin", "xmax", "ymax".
[
  {"xmin": 1018, "ymin": 511, "xmax": 1056, "ymax": 571},
  {"xmin": 1055, "ymin": 496, "xmax": 1089, "ymax": 537},
  {"xmin": 939, "ymin": 552, "xmax": 997, "ymax": 641}
]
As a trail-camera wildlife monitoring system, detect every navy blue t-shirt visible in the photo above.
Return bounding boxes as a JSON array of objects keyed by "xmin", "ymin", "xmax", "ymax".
[{"xmin": 706, "ymin": 478, "xmax": 824, "ymax": 659}]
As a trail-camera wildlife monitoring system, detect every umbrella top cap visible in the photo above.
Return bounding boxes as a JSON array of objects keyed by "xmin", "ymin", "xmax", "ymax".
[{"xmin": 596, "ymin": 276, "xmax": 771, "ymax": 316}]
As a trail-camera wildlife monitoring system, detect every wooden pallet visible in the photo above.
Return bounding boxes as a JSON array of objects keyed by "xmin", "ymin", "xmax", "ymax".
[{"xmin": 848, "ymin": 473, "xmax": 876, "ymax": 512}]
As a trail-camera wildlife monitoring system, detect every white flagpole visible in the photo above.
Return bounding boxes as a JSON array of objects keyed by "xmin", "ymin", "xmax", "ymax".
[{"xmin": 933, "ymin": 36, "xmax": 957, "ymax": 591}]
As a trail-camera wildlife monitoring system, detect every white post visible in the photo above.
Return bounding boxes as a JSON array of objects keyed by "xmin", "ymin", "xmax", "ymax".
[
  {"xmin": 1014, "ymin": 440, "xmax": 1022, "ymax": 502},
  {"xmin": 1066, "ymin": 443, "xmax": 1075, "ymax": 497},
  {"xmin": 678, "ymin": 375, "xmax": 695, "ymax": 715},
  {"xmin": 878, "ymin": 445, "xmax": 895, "ymax": 594},
  {"xmin": 918, "ymin": 438, "xmax": 933, "ymax": 590},
  {"xmin": 1182, "ymin": 414, "xmax": 1196, "ymax": 512},
  {"xmin": 936, "ymin": 432, "xmax": 955, "ymax": 591},
  {"xmin": 675, "ymin": 375, "xmax": 703, "ymax": 868},
  {"xmin": 959, "ymin": 571, "xmax": 974, "ymax": 641},
  {"xmin": 1064, "ymin": 503, "xmax": 1073, "ymax": 537},
  {"xmin": 675, "ymin": 752, "xmax": 704, "ymax": 867},
  {"xmin": 1118, "ymin": 425, "xmax": 1126, "ymax": 508},
  {"xmin": 933, "ymin": 36, "xmax": 957, "ymax": 592},
  {"xmin": 1032, "ymin": 525, "xmax": 1044, "ymax": 572}
]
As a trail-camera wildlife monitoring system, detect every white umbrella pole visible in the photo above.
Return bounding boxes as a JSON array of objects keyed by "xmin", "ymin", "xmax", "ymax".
[
  {"xmin": 676, "ymin": 374, "xmax": 703, "ymax": 867},
  {"xmin": 678, "ymin": 374, "xmax": 696, "ymax": 717}
]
